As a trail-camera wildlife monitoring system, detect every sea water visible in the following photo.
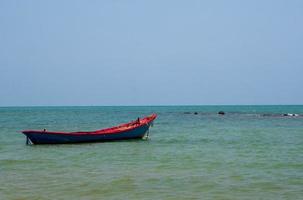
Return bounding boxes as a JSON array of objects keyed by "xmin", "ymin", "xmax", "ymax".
[{"xmin": 0, "ymin": 106, "xmax": 302, "ymax": 200}]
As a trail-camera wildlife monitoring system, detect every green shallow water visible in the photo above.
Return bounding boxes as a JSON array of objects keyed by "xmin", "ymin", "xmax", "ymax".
[{"xmin": 0, "ymin": 106, "xmax": 302, "ymax": 200}]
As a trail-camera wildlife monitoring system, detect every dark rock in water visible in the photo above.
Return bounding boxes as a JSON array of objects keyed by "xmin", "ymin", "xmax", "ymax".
[
  {"xmin": 194, "ymin": 112, "xmax": 198, "ymax": 115},
  {"xmin": 283, "ymin": 113, "xmax": 299, "ymax": 117},
  {"xmin": 218, "ymin": 111, "xmax": 225, "ymax": 115}
]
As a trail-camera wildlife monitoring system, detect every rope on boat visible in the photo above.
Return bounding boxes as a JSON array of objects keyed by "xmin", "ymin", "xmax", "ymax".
[
  {"xmin": 26, "ymin": 136, "xmax": 33, "ymax": 145},
  {"xmin": 145, "ymin": 123, "xmax": 151, "ymax": 139}
]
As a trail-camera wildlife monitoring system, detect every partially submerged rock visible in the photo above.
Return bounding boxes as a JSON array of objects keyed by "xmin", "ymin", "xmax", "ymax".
[
  {"xmin": 218, "ymin": 111, "xmax": 225, "ymax": 115},
  {"xmin": 283, "ymin": 113, "xmax": 299, "ymax": 117}
]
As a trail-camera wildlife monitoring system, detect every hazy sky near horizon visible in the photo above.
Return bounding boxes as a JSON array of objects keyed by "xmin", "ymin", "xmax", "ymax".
[{"xmin": 0, "ymin": 0, "xmax": 302, "ymax": 106}]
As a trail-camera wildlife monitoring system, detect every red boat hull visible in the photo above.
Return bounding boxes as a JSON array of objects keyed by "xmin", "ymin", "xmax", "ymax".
[{"xmin": 22, "ymin": 114, "xmax": 157, "ymax": 144}]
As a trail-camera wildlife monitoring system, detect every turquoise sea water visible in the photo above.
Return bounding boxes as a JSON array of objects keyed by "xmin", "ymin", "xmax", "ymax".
[{"xmin": 0, "ymin": 106, "xmax": 302, "ymax": 200}]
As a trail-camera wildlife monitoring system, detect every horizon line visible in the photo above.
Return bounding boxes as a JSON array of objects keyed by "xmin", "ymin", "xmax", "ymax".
[{"xmin": 0, "ymin": 104, "xmax": 302, "ymax": 108}]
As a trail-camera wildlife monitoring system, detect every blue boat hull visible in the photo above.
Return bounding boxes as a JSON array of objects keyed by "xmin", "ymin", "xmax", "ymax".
[{"xmin": 25, "ymin": 124, "xmax": 150, "ymax": 144}]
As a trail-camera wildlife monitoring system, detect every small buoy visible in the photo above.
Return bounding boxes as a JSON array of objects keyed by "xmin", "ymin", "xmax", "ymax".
[
  {"xmin": 218, "ymin": 111, "xmax": 225, "ymax": 115},
  {"xmin": 194, "ymin": 112, "xmax": 198, "ymax": 115}
]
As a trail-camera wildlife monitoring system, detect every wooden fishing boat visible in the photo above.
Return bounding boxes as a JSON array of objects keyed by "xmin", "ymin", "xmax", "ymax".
[{"xmin": 21, "ymin": 114, "xmax": 157, "ymax": 144}]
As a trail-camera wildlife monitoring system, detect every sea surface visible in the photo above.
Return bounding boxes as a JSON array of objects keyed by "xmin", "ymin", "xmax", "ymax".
[{"xmin": 0, "ymin": 106, "xmax": 302, "ymax": 200}]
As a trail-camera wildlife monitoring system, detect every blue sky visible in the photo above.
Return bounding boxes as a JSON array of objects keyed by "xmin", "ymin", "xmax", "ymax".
[{"xmin": 0, "ymin": 0, "xmax": 302, "ymax": 106}]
